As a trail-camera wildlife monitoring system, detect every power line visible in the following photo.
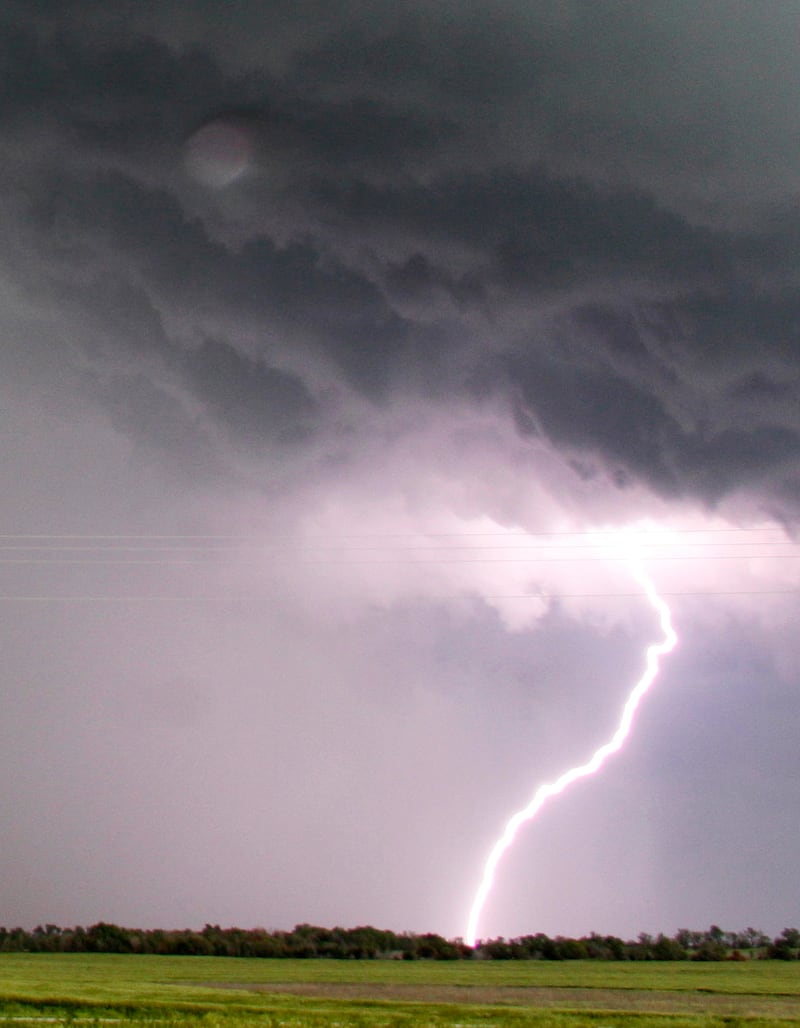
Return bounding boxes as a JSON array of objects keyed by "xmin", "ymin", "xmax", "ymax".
[
  {"xmin": 0, "ymin": 553, "xmax": 797, "ymax": 565},
  {"xmin": 0, "ymin": 589, "xmax": 796, "ymax": 602},
  {"xmin": 0, "ymin": 539, "xmax": 792, "ymax": 552},
  {"xmin": 0, "ymin": 526, "xmax": 791, "ymax": 541}
]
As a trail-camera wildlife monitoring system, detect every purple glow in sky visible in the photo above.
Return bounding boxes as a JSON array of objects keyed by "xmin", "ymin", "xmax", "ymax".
[{"xmin": 0, "ymin": 1, "xmax": 799, "ymax": 941}]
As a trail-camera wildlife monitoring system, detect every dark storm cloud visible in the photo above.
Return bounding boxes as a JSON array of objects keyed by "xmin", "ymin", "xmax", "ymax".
[
  {"xmin": 90, "ymin": 371, "xmax": 223, "ymax": 480},
  {"xmin": 513, "ymin": 351, "xmax": 799, "ymax": 502},
  {"xmin": 182, "ymin": 338, "xmax": 316, "ymax": 444},
  {"xmin": 0, "ymin": 22, "xmax": 226, "ymax": 166},
  {"xmin": 19, "ymin": 167, "xmax": 415, "ymax": 399},
  {"xmin": 506, "ymin": 292, "xmax": 800, "ymax": 502},
  {"xmin": 1, "ymin": 2, "xmax": 799, "ymax": 508},
  {"xmin": 308, "ymin": 167, "xmax": 726, "ymax": 282}
]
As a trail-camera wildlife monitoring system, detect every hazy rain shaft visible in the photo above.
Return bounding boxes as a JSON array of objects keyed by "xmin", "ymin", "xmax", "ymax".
[{"xmin": 0, "ymin": 0, "xmax": 799, "ymax": 943}]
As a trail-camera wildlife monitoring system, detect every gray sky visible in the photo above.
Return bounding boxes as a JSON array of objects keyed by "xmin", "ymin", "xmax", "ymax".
[{"xmin": 1, "ymin": 0, "xmax": 799, "ymax": 943}]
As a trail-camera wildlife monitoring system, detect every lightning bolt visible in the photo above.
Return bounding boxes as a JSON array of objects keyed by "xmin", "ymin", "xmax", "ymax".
[{"xmin": 464, "ymin": 559, "xmax": 677, "ymax": 948}]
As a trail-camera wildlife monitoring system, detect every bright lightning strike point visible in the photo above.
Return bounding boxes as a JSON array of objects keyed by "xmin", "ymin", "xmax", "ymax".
[{"xmin": 464, "ymin": 559, "xmax": 677, "ymax": 949}]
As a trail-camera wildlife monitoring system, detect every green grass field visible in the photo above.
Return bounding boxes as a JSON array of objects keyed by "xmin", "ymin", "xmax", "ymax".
[{"xmin": 1, "ymin": 954, "xmax": 799, "ymax": 1026}]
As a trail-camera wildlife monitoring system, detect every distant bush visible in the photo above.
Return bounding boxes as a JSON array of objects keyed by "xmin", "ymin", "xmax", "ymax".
[{"xmin": 0, "ymin": 922, "xmax": 793, "ymax": 961}]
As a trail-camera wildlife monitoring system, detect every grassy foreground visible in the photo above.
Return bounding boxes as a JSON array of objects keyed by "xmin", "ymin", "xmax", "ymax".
[{"xmin": 0, "ymin": 953, "xmax": 799, "ymax": 1026}]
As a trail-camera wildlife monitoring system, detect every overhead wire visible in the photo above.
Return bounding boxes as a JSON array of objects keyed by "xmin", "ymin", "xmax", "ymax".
[
  {"xmin": 0, "ymin": 527, "xmax": 796, "ymax": 601},
  {"xmin": 0, "ymin": 589, "xmax": 797, "ymax": 602}
]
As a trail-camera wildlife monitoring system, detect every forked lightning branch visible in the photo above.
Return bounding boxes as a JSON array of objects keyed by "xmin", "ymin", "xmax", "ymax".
[{"xmin": 465, "ymin": 557, "xmax": 678, "ymax": 948}]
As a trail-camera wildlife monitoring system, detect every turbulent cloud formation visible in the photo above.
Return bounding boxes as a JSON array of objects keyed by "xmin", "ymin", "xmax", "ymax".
[{"xmin": 0, "ymin": 1, "xmax": 798, "ymax": 940}]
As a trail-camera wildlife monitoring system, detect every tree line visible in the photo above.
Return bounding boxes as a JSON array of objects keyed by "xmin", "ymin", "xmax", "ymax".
[{"xmin": 1, "ymin": 922, "xmax": 799, "ymax": 960}]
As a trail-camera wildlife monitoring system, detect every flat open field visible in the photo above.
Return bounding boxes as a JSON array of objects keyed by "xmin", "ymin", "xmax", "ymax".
[{"xmin": 1, "ymin": 954, "xmax": 799, "ymax": 1026}]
